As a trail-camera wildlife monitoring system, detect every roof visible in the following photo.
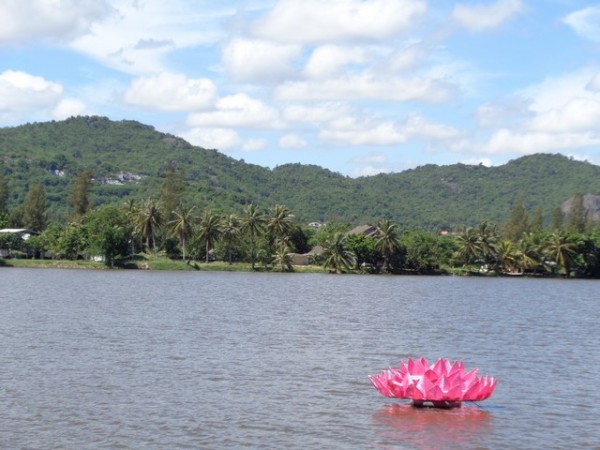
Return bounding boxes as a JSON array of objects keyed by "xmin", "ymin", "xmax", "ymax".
[
  {"xmin": 346, "ymin": 225, "xmax": 378, "ymax": 237},
  {"xmin": 0, "ymin": 228, "xmax": 30, "ymax": 234}
]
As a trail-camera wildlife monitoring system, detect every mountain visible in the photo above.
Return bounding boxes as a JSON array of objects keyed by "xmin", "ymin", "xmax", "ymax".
[{"xmin": 1, "ymin": 116, "xmax": 600, "ymax": 229}]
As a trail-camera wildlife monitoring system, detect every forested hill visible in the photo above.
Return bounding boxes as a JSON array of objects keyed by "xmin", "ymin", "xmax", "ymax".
[{"xmin": 1, "ymin": 116, "xmax": 600, "ymax": 229}]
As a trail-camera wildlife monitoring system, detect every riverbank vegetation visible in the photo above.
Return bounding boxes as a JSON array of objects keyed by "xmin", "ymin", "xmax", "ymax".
[{"xmin": 1, "ymin": 165, "xmax": 599, "ymax": 278}]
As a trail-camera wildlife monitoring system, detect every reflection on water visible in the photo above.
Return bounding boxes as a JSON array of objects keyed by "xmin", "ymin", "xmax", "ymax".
[{"xmin": 373, "ymin": 404, "xmax": 493, "ymax": 450}]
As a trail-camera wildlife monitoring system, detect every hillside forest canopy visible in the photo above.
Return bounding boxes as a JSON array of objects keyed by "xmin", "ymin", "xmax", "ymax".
[{"xmin": 1, "ymin": 116, "xmax": 600, "ymax": 277}]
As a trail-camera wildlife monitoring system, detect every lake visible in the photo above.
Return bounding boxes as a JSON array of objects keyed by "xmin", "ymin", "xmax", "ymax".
[{"xmin": 0, "ymin": 268, "xmax": 598, "ymax": 449}]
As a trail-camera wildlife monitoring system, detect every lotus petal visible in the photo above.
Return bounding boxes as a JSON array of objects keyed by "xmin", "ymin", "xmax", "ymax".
[{"xmin": 369, "ymin": 357, "xmax": 497, "ymax": 407}]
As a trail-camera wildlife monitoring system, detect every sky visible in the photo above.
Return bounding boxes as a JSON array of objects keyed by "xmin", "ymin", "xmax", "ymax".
[{"xmin": 1, "ymin": 0, "xmax": 600, "ymax": 177}]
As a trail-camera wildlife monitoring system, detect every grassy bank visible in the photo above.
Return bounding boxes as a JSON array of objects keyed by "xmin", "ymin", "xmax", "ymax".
[{"xmin": 0, "ymin": 256, "xmax": 328, "ymax": 273}]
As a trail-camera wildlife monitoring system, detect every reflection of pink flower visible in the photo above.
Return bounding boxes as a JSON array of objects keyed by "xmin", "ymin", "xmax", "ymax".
[
  {"xmin": 373, "ymin": 404, "xmax": 492, "ymax": 450},
  {"xmin": 369, "ymin": 357, "xmax": 497, "ymax": 408}
]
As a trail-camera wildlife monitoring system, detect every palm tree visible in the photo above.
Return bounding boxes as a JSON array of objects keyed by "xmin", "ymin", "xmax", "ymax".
[
  {"xmin": 375, "ymin": 219, "xmax": 401, "ymax": 272},
  {"xmin": 455, "ymin": 228, "xmax": 481, "ymax": 271},
  {"xmin": 496, "ymin": 239, "xmax": 519, "ymax": 274},
  {"xmin": 221, "ymin": 213, "xmax": 241, "ymax": 265},
  {"xmin": 135, "ymin": 199, "xmax": 162, "ymax": 252},
  {"xmin": 267, "ymin": 204, "xmax": 296, "ymax": 244},
  {"xmin": 272, "ymin": 240, "xmax": 293, "ymax": 272},
  {"xmin": 543, "ymin": 231, "xmax": 578, "ymax": 277},
  {"xmin": 241, "ymin": 204, "xmax": 266, "ymax": 270},
  {"xmin": 475, "ymin": 221, "xmax": 498, "ymax": 268},
  {"xmin": 122, "ymin": 199, "xmax": 140, "ymax": 256},
  {"xmin": 197, "ymin": 210, "xmax": 222, "ymax": 263},
  {"xmin": 169, "ymin": 205, "xmax": 196, "ymax": 261},
  {"xmin": 518, "ymin": 232, "xmax": 544, "ymax": 273},
  {"xmin": 323, "ymin": 232, "xmax": 355, "ymax": 273}
]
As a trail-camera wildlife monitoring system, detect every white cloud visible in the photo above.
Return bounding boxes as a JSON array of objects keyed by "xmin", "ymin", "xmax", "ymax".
[
  {"xmin": 586, "ymin": 73, "xmax": 600, "ymax": 92},
  {"xmin": 476, "ymin": 100, "xmax": 531, "ymax": 127},
  {"xmin": 52, "ymin": 98, "xmax": 90, "ymax": 120},
  {"xmin": 485, "ymin": 129, "xmax": 600, "ymax": 155},
  {"xmin": 320, "ymin": 117, "xmax": 406, "ymax": 146},
  {"xmin": 350, "ymin": 153, "xmax": 402, "ymax": 176},
  {"xmin": 279, "ymin": 134, "xmax": 307, "ymax": 149},
  {"xmin": 0, "ymin": 70, "xmax": 62, "ymax": 112},
  {"xmin": 403, "ymin": 114, "xmax": 463, "ymax": 141},
  {"xmin": 242, "ymin": 138, "xmax": 268, "ymax": 152},
  {"xmin": 0, "ymin": 0, "xmax": 112, "ymax": 45},
  {"xmin": 124, "ymin": 73, "xmax": 217, "ymax": 112},
  {"xmin": 252, "ymin": 0, "xmax": 427, "ymax": 44},
  {"xmin": 528, "ymin": 97, "xmax": 600, "ymax": 133},
  {"xmin": 283, "ymin": 103, "xmax": 352, "ymax": 123},
  {"xmin": 564, "ymin": 6, "xmax": 600, "ymax": 43},
  {"xmin": 187, "ymin": 93, "xmax": 282, "ymax": 128},
  {"xmin": 69, "ymin": 0, "xmax": 231, "ymax": 74},
  {"xmin": 276, "ymin": 74, "xmax": 455, "ymax": 102},
  {"xmin": 181, "ymin": 127, "xmax": 241, "ymax": 151},
  {"xmin": 222, "ymin": 38, "xmax": 301, "ymax": 82},
  {"xmin": 303, "ymin": 45, "xmax": 367, "ymax": 79},
  {"xmin": 452, "ymin": 0, "xmax": 524, "ymax": 32}
]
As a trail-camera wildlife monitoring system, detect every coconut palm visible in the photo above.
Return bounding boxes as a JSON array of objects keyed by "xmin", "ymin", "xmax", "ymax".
[
  {"xmin": 267, "ymin": 204, "xmax": 296, "ymax": 243},
  {"xmin": 518, "ymin": 232, "xmax": 544, "ymax": 273},
  {"xmin": 169, "ymin": 205, "xmax": 196, "ymax": 260},
  {"xmin": 375, "ymin": 219, "xmax": 401, "ymax": 272},
  {"xmin": 122, "ymin": 199, "xmax": 140, "ymax": 256},
  {"xmin": 543, "ymin": 231, "xmax": 578, "ymax": 277},
  {"xmin": 241, "ymin": 204, "xmax": 266, "ymax": 270},
  {"xmin": 221, "ymin": 213, "xmax": 241, "ymax": 265},
  {"xmin": 454, "ymin": 228, "xmax": 481, "ymax": 271},
  {"xmin": 135, "ymin": 199, "xmax": 162, "ymax": 252},
  {"xmin": 475, "ymin": 221, "xmax": 498, "ymax": 267},
  {"xmin": 496, "ymin": 239, "xmax": 519, "ymax": 274},
  {"xmin": 272, "ymin": 240, "xmax": 293, "ymax": 272},
  {"xmin": 197, "ymin": 210, "xmax": 222, "ymax": 263},
  {"xmin": 323, "ymin": 232, "xmax": 355, "ymax": 273}
]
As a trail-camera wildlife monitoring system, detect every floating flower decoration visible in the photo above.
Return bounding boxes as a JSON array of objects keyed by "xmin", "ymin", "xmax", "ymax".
[{"xmin": 369, "ymin": 357, "xmax": 497, "ymax": 408}]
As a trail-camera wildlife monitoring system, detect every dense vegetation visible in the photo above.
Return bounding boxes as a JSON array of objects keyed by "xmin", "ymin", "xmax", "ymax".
[
  {"xmin": 2, "ymin": 152, "xmax": 600, "ymax": 277},
  {"xmin": 2, "ymin": 116, "xmax": 600, "ymax": 229}
]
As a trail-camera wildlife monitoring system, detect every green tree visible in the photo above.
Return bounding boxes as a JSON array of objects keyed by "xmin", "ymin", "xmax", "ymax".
[
  {"xmin": 504, "ymin": 197, "xmax": 528, "ymax": 241},
  {"xmin": 346, "ymin": 234, "xmax": 378, "ymax": 271},
  {"xmin": 267, "ymin": 204, "xmax": 296, "ymax": 244},
  {"xmin": 22, "ymin": 183, "xmax": 47, "ymax": 232},
  {"xmin": 160, "ymin": 162, "xmax": 185, "ymax": 222},
  {"xmin": 135, "ymin": 199, "xmax": 163, "ymax": 252},
  {"xmin": 272, "ymin": 240, "xmax": 293, "ymax": 272},
  {"xmin": 84, "ymin": 205, "xmax": 129, "ymax": 266},
  {"xmin": 241, "ymin": 204, "xmax": 266, "ymax": 270},
  {"xmin": 375, "ymin": 219, "xmax": 401, "ymax": 273},
  {"xmin": 454, "ymin": 228, "xmax": 481, "ymax": 271},
  {"xmin": 551, "ymin": 206, "xmax": 563, "ymax": 231},
  {"xmin": 566, "ymin": 193, "xmax": 586, "ymax": 233},
  {"xmin": 475, "ymin": 221, "xmax": 498, "ymax": 269},
  {"xmin": 322, "ymin": 232, "xmax": 355, "ymax": 273},
  {"xmin": 518, "ymin": 232, "xmax": 543, "ymax": 273},
  {"xmin": 402, "ymin": 229, "xmax": 441, "ymax": 273},
  {"xmin": 68, "ymin": 169, "xmax": 93, "ymax": 218},
  {"xmin": 529, "ymin": 206, "xmax": 544, "ymax": 233},
  {"xmin": 221, "ymin": 213, "xmax": 241, "ymax": 265},
  {"xmin": 197, "ymin": 210, "xmax": 222, "ymax": 263},
  {"xmin": 0, "ymin": 173, "xmax": 9, "ymax": 216},
  {"xmin": 543, "ymin": 231, "xmax": 578, "ymax": 277},
  {"xmin": 57, "ymin": 222, "xmax": 87, "ymax": 259},
  {"xmin": 169, "ymin": 205, "xmax": 196, "ymax": 260},
  {"xmin": 496, "ymin": 239, "xmax": 519, "ymax": 273}
]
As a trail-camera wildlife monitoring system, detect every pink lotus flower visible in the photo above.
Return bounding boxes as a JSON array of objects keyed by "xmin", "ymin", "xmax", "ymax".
[{"xmin": 369, "ymin": 357, "xmax": 497, "ymax": 408}]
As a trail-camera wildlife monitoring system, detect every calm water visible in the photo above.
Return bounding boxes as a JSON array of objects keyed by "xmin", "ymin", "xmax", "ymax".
[{"xmin": 0, "ymin": 269, "xmax": 598, "ymax": 449}]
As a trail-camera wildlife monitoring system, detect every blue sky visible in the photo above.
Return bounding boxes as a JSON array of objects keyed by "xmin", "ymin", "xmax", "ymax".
[{"xmin": 2, "ymin": 1, "xmax": 600, "ymax": 176}]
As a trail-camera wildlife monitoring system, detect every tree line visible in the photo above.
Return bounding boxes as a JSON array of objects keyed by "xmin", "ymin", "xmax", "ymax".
[{"xmin": 1, "ymin": 167, "xmax": 599, "ymax": 277}]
